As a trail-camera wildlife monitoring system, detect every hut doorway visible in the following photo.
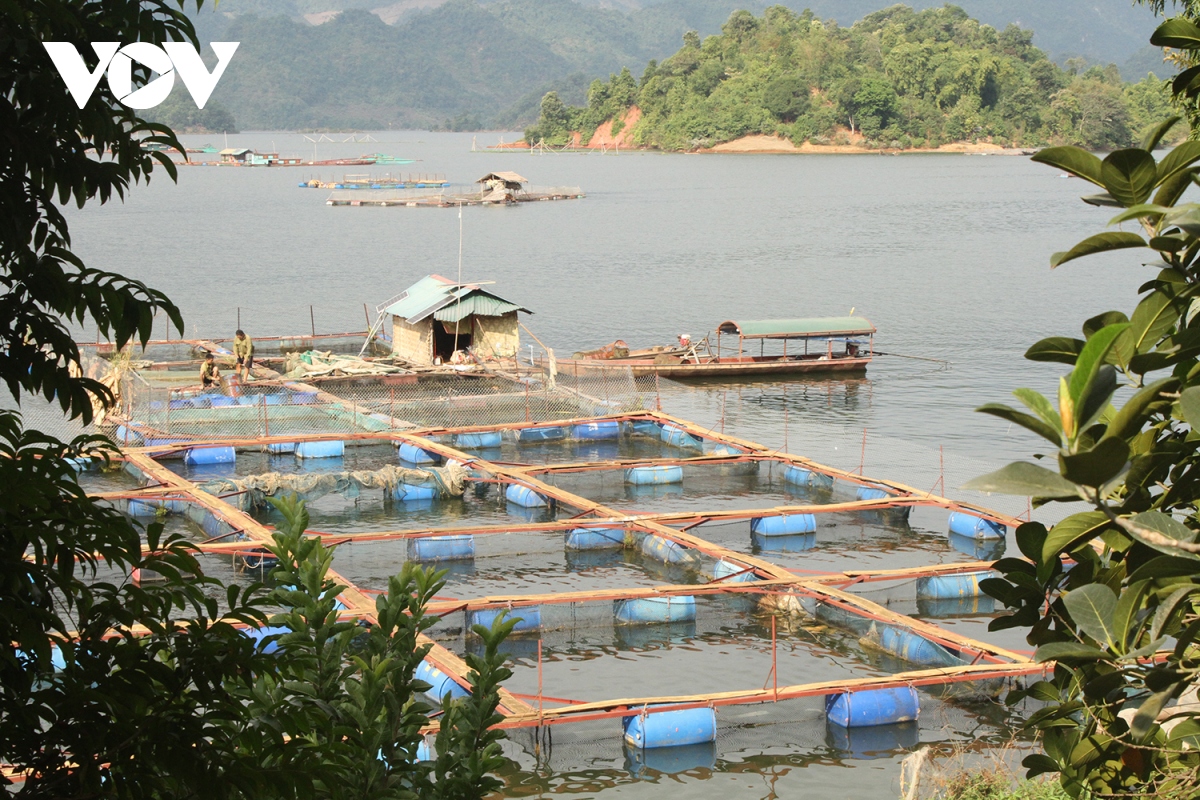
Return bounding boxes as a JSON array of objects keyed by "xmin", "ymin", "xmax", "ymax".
[{"xmin": 434, "ymin": 322, "xmax": 472, "ymax": 361}]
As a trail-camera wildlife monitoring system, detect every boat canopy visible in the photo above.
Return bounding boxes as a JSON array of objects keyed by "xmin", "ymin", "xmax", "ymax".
[{"xmin": 716, "ymin": 317, "xmax": 876, "ymax": 339}]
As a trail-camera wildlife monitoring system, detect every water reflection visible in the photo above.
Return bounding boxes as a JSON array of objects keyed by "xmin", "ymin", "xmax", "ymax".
[{"xmin": 624, "ymin": 741, "xmax": 717, "ymax": 778}]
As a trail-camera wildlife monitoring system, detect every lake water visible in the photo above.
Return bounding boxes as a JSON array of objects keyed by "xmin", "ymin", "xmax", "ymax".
[{"xmin": 59, "ymin": 132, "xmax": 1141, "ymax": 797}]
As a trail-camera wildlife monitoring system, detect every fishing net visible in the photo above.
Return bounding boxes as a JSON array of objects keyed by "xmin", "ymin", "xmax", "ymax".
[{"xmin": 195, "ymin": 463, "xmax": 468, "ymax": 510}]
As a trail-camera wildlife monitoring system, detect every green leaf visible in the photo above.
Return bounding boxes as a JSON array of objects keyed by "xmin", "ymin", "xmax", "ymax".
[
  {"xmin": 1081, "ymin": 192, "xmax": 1123, "ymax": 207},
  {"xmin": 1025, "ymin": 336, "xmax": 1084, "ymax": 365},
  {"xmin": 1013, "ymin": 388, "xmax": 1064, "ymax": 430},
  {"xmin": 1107, "ymin": 203, "xmax": 1171, "ymax": 225},
  {"xmin": 1143, "ymin": 116, "xmax": 1181, "ymax": 151},
  {"xmin": 1042, "ymin": 511, "xmax": 1112, "ymax": 562},
  {"xmin": 1083, "ymin": 311, "xmax": 1130, "ymax": 339},
  {"xmin": 1104, "ymin": 377, "xmax": 1176, "ymax": 440},
  {"xmin": 1151, "ymin": 584, "xmax": 1199, "ymax": 641},
  {"xmin": 1101, "ymin": 149, "xmax": 1159, "ymax": 206},
  {"xmin": 1023, "ymin": 753, "xmax": 1061, "ymax": 778},
  {"xmin": 1069, "ymin": 324, "xmax": 1127, "ymax": 407},
  {"xmin": 1034, "ymin": 641, "xmax": 1110, "ymax": 662},
  {"xmin": 1115, "ymin": 289, "xmax": 1182, "ymax": 368},
  {"xmin": 1112, "ymin": 579, "xmax": 1151, "ymax": 654},
  {"xmin": 1050, "ymin": 232, "xmax": 1147, "ymax": 268},
  {"xmin": 1151, "ymin": 17, "xmax": 1200, "ymax": 49},
  {"xmin": 1154, "ymin": 168, "xmax": 1195, "ymax": 207},
  {"xmin": 1063, "ymin": 584, "xmax": 1118, "ymax": 647},
  {"xmin": 1058, "ymin": 437, "xmax": 1129, "ymax": 487},
  {"xmin": 1181, "ymin": 386, "xmax": 1200, "ymax": 428},
  {"xmin": 1126, "ymin": 511, "xmax": 1200, "ymax": 561},
  {"xmin": 1157, "ymin": 140, "xmax": 1200, "ymax": 186},
  {"xmin": 962, "ymin": 462, "xmax": 1080, "ymax": 498},
  {"xmin": 1132, "ymin": 685, "xmax": 1177, "ymax": 742},
  {"xmin": 977, "ymin": 403, "xmax": 1061, "ymax": 445},
  {"xmin": 1032, "ymin": 146, "xmax": 1104, "ymax": 186}
]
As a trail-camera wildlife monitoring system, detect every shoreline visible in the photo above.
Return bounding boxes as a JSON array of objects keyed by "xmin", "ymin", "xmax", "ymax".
[{"xmin": 491, "ymin": 134, "xmax": 1035, "ymax": 156}]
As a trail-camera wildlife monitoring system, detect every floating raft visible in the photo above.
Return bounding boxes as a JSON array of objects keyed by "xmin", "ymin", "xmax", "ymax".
[
  {"xmin": 301, "ymin": 173, "xmax": 449, "ymax": 190},
  {"xmin": 325, "ymin": 185, "xmax": 585, "ymax": 207}
]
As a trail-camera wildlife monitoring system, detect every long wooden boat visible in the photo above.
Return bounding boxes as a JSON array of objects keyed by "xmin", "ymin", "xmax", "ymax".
[{"xmin": 548, "ymin": 317, "xmax": 876, "ymax": 379}]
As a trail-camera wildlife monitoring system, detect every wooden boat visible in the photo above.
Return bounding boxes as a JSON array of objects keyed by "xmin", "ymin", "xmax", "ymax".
[{"xmin": 550, "ymin": 317, "xmax": 876, "ymax": 379}]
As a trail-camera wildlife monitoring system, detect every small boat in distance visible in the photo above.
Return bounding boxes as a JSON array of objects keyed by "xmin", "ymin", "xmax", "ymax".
[{"xmin": 554, "ymin": 316, "xmax": 876, "ymax": 379}]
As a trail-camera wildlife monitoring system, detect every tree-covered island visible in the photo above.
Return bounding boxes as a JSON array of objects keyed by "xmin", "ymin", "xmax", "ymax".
[{"xmin": 525, "ymin": 4, "xmax": 1178, "ymax": 152}]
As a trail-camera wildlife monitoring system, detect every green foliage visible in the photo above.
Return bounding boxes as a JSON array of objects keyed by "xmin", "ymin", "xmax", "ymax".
[
  {"xmin": 941, "ymin": 770, "xmax": 1073, "ymax": 799},
  {"xmin": 971, "ymin": 41, "xmax": 1200, "ymax": 795},
  {"xmin": 525, "ymin": 5, "xmax": 1184, "ymax": 151},
  {"xmin": 2, "ymin": 2, "xmax": 510, "ymax": 797},
  {"xmin": 146, "ymin": 93, "xmax": 239, "ymax": 134}
]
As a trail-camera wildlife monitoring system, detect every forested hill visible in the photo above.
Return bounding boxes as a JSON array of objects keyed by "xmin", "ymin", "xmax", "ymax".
[
  {"xmin": 525, "ymin": 5, "xmax": 1175, "ymax": 151},
  {"xmin": 187, "ymin": 0, "xmax": 1165, "ymax": 131}
]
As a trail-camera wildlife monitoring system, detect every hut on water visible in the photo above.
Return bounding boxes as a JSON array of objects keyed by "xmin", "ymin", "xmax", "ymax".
[
  {"xmin": 385, "ymin": 275, "xmax": 530, "ymax": 365},
  {"xmin": 477, "ymin": 171, "xmax": 528, "ymax": 203}
]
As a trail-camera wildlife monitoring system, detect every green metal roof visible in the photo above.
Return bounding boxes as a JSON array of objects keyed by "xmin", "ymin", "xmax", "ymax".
[
  {"xmin": 384, "ymin": 275, "xmax": 529, "ymax": 323},
  {"xmin": 433, "ymin": 292, "xmax": 525, "ymax": 323},
  {"xmin": 717, "ymin": 317, "xmax": 876, "ymax": 338}
]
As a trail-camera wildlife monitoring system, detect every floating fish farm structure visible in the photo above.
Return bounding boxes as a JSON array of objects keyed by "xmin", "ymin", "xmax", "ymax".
[{"xmin": 66, "ymin": 333, "xmax": 1042, "ymax": 776}]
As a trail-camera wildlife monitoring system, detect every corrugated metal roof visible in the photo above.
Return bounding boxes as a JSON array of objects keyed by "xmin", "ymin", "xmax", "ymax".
[
  {"xmin": 433, "ymin": 293, "xmax": 524, "ymax": 323},
  {"xmin": 717, "ymin": 317, "xmax": 875, "ymax": 338},
  {"xmin": 219, "ymin": 148, "xmax": 251, "ymax": 155},
  {"xmin": 384, "ymin": 275, "xmax": 529, "ymax": 323}
]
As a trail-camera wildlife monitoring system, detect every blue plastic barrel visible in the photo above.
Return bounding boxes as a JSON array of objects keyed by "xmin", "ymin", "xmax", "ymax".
[
  {"xmin": 948, "ymin": 511, "xmax": 1006, "ymax": 540},
  {"xmin": 184, "ymin": 446, "xmax": 235, "ymax": 465},
  {"xmin": 236, "ymin": 396, "xmax": 260, "ymax": 406},
  {"xmin": 291, "ymin": 391, "xmax": 318, "ymax": 405},
  {"xmin": 415, "ymin": 659, "xmax": 470, "ymax": 701},
  {"xmin": 575, "ymin": 421, "xmax": 621, "ymax": 440},
  {"xmin": 640, "ymin": 535, "xmax": 695, "ymax": 564},
  {"xmin": 752, "ymin": 532, "xmax": 816, "ymax": 552},
  {"xmin": 127, "ymin": 499, "xmax": 162, "ymax": 517},
  {"xmin": 623, "ymin": 706, "xmax": 716, "ymax": 749},
  {"xmin": 614, "ymin": 596, "xmax": 696, "ymax": 624},
  {"xmin": 826, "ymin": 686, "xmax": 920, "ymax": 728},
  {"xmin": 241, "ymin": 625, "xmax": 290, "ymax": 655},
  {"xmin": 407, "ymin": 535, "xmax": 475, "ymax": 562},
  {"xmin": 750, "ymin": 514, "xmax": 816, "ymax": 536},
  {"xmin": 267, "ymin": 442, "xmax": 296, "ymax": 454},
  {"xmin": 711, "ymin": 559, "xmax": 757, "ymax": 582},
  {"xmin": 631, "ymin": 421, "xmax": 663, "ymax": 437},
  {"xmin": 239, "ymin": 551, "xmax": 278, "ymax": 571},
  {"xmin": 398, "ymin": 443, "xmax": 437, "ymax": 464},
  {"xmin": 296, "ymin": 440, "xmax": 344, "ymax": 459},
  {"xmin": 456, "ymin": 431, "xmax": 502, "ymax": 449},
  {"xmin": 783, "ymin": 465, "xmax": 835, "ymax": 490},
  {"xmin": 878, "ymin": 626, "xmax": 963, "ymax": 667},
  {"xmin": 168, "ymin": 398, "xmax": 193, "ymax": 410},
  {"xmin": 506, "ymin": 484, "xmax": 548, "ymax": 508},
  {"xmin": 826, "ymin": 720, "xmax": 919, "ymax": 758},
  {"xmin": 66, "ymin": 457, "xmax": 92, "ymax": 472},
  {"xmin": 625, "ymin": 465, "xmax": 683, "ymax": 485},
  {"xmin": 915, "ymin": 571, "xmax": 993, "ymax": 600},
  {"xmin": 114, "ymin": 425, "xmax": 142, "ymax": 445},
  {"xmin": 565, "ymin": 526, "xmax": 624, "ymax": 550},
  {"xmin": 918, "ymin": 595, "xmax": 996, "ymax": 617},
  {"xmin": 518, "ymin": 425, "xmax": 567, "ymax": 442},
  {"xmin": 394, "ymin": 482, "xmax": 438, "ymax": 501},
  {"xmin": 209, "ymin": 395, "xmax": 235, "ymax": 407},
  {"xmin": 702, "ymin": 442, "xmax": 741, "ymax": 456},
  {"xmin": 416, "ymin": 740, "xmax": 433, "ymax": 761},
  {"xmin": 468, "ymin": 606, "xmax": 541, "ymax": 634},
  {"xmin": 661, "ymin": 424, "xmax": 703, "ymax": 450},
  {"xmin": 948, "ymin": 531, "xmax": 1006, "ymax": 560},
  {"xmin": 264, "ymin": 395, "xmax": 283, "ymax": 406},
  {"xmin": 625, "ymin": 741, "xmax": 716, "ymax": 777},
  {"xmin": 856, "ymin": 486, "xmax": 891, "ymax": 501}
]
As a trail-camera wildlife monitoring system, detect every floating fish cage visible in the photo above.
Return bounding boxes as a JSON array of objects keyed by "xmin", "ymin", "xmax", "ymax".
[{"xmin": 75, "ymin": 354, "xmax": 1038, "ymax": 773}]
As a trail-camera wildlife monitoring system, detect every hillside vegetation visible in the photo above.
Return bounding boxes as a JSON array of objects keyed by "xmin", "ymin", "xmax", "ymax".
[
  {"xmin": 192, "ymin": 0, "xmax": 1164, "ymax": 130},
  {"xmin": 524, "ymin": 5, "xmax": 1174, "ymax": 151}
]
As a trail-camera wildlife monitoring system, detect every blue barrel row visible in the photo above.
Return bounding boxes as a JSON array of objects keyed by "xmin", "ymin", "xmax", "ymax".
[{"xmin": 622, "ymin": 684, "xmax": 921, "ymax": 753}]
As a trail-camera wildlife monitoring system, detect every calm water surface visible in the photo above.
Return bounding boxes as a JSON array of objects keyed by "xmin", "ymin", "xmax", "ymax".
[{"xmin": 61, "ymin": 132, "xmax": 1142, "ymax": 797}]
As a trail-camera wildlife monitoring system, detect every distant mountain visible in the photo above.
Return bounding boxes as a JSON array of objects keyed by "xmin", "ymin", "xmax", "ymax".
[{"xmin": 192, "ymin": 0, "xmax": 1168, "ymax": 130}]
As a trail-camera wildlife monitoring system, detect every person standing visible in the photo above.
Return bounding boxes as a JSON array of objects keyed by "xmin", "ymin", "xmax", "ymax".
[{"xmin": 234, "ymin": 329, "xmax": 254, "ymax": 382}]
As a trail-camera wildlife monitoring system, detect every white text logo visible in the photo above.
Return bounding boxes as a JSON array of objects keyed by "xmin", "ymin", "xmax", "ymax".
[{"xmin": 42, "ymin": 42, "xmax": 239, "ymax": 110}]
